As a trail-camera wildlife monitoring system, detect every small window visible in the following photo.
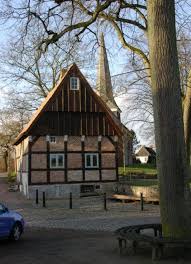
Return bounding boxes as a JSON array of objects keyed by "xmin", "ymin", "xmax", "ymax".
[
  {"xmin": 70, "ymin": 77, "xmax": 80, "ymax": 90},
  {"xmin": 50, "ymin": 136, "xmax": 56, "ymax": 143},
  {"xmin": 85, "ymin": 153, "xmax": 99, "ymax": 168},
  {"xmin": 50, "ymin": 154, "xmax": 64, "ymax": 168},
  {"xmin": 81, "ymin": 185, "xmax": 95, "ymax": 193}
]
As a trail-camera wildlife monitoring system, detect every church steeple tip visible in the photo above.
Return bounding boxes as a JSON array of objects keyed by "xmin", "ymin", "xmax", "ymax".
[{"xmin": 96, "ymin": 33, "xmax": 121, "ymax": 117}]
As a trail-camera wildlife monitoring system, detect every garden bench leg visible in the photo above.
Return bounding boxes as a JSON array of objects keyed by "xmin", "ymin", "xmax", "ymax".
[
  {"xmin": 152, "ymin": 244, "xmax": 163, "ymax": 261},
  {"xmin": 154, "ymin": 228, "xmax": 157, "ymax": 237},
  {"xmin": 118, "ymin": 238, "xmax": 126, "ymax": 255},
  {"xmin": 158, "ymin": 244, "xmax": 164, "ymax": 259},
  {"xmin": 159, "ymin": 227, "xmax": 162, "ymax": 237},
  {"xmin": 132, "ymin": 240, "xmax": 138, "ymax": 255},
  {"xmin": 152, "ymin": 246, "xmax": 159, "ymax": 261}
]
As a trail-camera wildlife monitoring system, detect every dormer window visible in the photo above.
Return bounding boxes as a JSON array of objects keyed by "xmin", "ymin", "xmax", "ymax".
[{"xmin": 70, "ymin": 77, "xmax": 80, "ymax": 90}]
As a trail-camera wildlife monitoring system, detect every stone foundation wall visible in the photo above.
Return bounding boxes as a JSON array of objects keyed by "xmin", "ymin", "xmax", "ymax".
[
  {"xmin": 28, "ymin": 182, "xmax": 116, "ymax": 199},
  {"xmin": 116, "ymin": 183, "xmax": 159, "ymax": 199}
]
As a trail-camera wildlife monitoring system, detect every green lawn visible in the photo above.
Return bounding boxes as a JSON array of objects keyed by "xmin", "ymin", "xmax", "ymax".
[
  {"xmin": 7, "ymin": 171, "xmax": 17, "ymax": 184},
  {"xmin": 118, "ymin": 164, "xmax": 158, "ymax": 186},
  {"xmin": 120, "ymin": 179, "xmax": 158, "ymax": 186},
  {"xmin": 119, "ymin": 164, "xmax": 157, "ymax": 176}
]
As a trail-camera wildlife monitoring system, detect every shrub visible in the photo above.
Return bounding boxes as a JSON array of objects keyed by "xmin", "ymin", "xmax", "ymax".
[{"xmin": 7, "ymin": 171, "xmax": 17, "ymax": 183}]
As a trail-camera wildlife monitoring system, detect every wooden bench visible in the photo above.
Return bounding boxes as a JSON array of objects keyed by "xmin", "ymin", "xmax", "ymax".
[
  {"xmin": 111, "ymin": 194, "xmax": 159, "ymax": 203},
  {"xmin": 115, "ymin": 224, "xmax": 191, "ymax": 260}
]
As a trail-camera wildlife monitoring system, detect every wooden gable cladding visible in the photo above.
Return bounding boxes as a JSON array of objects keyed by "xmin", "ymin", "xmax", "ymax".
[
  {"xmin": 30, "ymin": 112, "xmax": 115, "ymax": 136},
  {"xmin": 46, "ymin": 74, "xmax": 101, "ymax": 113},
  {"xmin": 14, "ymin": 64, "xmax": 123, "ymax": 145},
  {"xmin": 34, "ymin": 66, "xmax": 116, "ymax": 136}
]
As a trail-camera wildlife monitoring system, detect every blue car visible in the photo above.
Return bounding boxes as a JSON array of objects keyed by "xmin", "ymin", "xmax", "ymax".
[{"xmin": 0, "ymin": 203, "xmax": 24, "ymax": 241}]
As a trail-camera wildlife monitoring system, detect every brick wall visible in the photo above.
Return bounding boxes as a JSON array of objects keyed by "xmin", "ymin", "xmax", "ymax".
[
  {"xmin": 68, "ymin": 153, "xmax": 82, "ymax": 168},
  {"xmin": 31, "ymin": 171, "xmax": 47, "ymax": 183},
  {"xmin": 49, "ymin": 136, "xmax": 64, "ymax": 151},
  {"xmin": 85, "ymin": 170, "xmax": 99, "ymax": 181},
  {"xmin": 68, "ymin": 170, "xmax": 83, "ymax": 182},
  {"xmin": 102, "ymin": 153, "xmax": 115, "ymax": 168},
  {"xmin": 102, "ymin": 170, "xmax": 116, "ymax": 180},
  {"xmin": 85, "ymin": 137, "xmax": 98, "ymax": 151},
  {"xmin": 24, "ymin": 136, "xmax": 118, "ymax": 184},
  {"xmin": 31, "ymin": 154, "xmax": 47, "ymax": 169},
  {"xmin": 32, "ymin": 137, "xmax": 46, "ymax": 151},
  {"xmin": 50, "ymin": 171, "xmax": 65, "ymax": 182},
  {"xmin": 101, "ymin": 137, "xmax": 115, "ymax": 151},
  {"xmin": 68, "ymin": 137, "xmax": 81, "ymax": 151}
]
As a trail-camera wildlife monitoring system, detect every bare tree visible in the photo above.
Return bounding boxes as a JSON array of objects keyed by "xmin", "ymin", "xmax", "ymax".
[
  {"xmin": 113, "ymin": 32, "xmax": 191, "ymax": 147},
  {"xmin": 112, "ymin": 62, "xmax": 154, "ymax": 145},
  {"xmin": 0, "ymin": 0, "xmax": 191, "ymax": 238},
  {"xmin": 0, "ymin": 110, "xmax": 24, "ymax": 172},
  {"xmin": 0, "ymin": 31, "xmax": 83, "ymax": 109}
]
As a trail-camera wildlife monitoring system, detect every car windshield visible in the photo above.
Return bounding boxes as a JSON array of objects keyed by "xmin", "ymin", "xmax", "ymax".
[{"xmin": 0, "ymin": 204, "xmax": 6, "ymax": 214}]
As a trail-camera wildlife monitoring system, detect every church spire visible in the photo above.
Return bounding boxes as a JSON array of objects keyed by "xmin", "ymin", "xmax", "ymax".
[{"xmin": 96, "ymin": 33, "xmax": 121, "ymax": 115}]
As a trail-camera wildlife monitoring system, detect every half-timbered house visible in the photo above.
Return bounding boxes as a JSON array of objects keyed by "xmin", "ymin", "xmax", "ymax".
[{"xmin": 14, "ymin": 35, "xmax": 133, "ymax": 198}]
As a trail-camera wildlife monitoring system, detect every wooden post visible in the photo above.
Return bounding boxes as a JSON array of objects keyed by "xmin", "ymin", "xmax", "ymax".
[
  {"xmin": 28, "ymin": 141, "xmax": 32, "ymax": 185},
  {"xmin": 35, "ymin": 189, "xmax": 39, "ymax": 205},
  {"xmin": 69, "ymin": 192, "xmax": 72, "ymax": 209},
  {"xmin": 81, "ymin": 136, "xmax": 85, "ymax": 181},
  {"xmin": 46, "ymin": 140, "xmax": 50, "ymax": 183},
  {"xmin": 43, "ymin": 191, "xmax": 46, "ymax": 208},
  {"xmin": 114, "ymin": 136, "xmax": 119, "ymax": 182},
  {"xmin": 98, "ymin": 136, "xmax": 102, "ymax": 181},
  {"xmin": 64, "ymin": 138, "xmax": 68, "ymax": 183},
  {"xmin": 104, "ymin": 192, "xmax": 107, "ymax": 211},
  {"xmin": 140, "ymin": 193, "xmax": 144, "ymax": 211}
]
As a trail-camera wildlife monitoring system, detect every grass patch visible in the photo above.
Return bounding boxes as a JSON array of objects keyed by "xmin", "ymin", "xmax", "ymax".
[
  {"xmin": 120, "ymin": 179, "xmax": 158, "ymax": 187},
  {"xmin": 7, "ymin": 171, "xmax": 17, "ymax": 183},
  {"xmin": 119, "ymin": 164, "xmax": 157, "ymax": 176}
]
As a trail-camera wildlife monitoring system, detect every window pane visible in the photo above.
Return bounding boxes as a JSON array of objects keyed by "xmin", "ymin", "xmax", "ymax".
[
  {"xmin": 70, "ymin": 77, "xmax": 79, "ymax": 90},
  {"xmin": 50, "ymin": 136, "xmax": 56, "ymax": 143},
  {"xmin": 72, "ymin": 78, "xmax": 77, "ymax": 87},
  {"xmin": 93, "ymin": 155, "xmax": 98, "ymax": 167},
  {"xmin": 86, "ymin": 155, "xmax": 91, "ymax": 167},
  {"xmin": 50, "ymin": 155, "xmax": 56, "ymax": 167},
  {"xmin": 58, "ymin": 155, "xmax": 64, "ymax": 167}
]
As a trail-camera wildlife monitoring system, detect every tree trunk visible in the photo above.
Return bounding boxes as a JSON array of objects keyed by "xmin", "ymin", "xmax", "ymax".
[
  {"xmin": 183, "ymin": 69, "xmax": 191, "ymax": 164},
  {"xmin": 147, "ymin": 0, "xmax": 190, "ymax": 238}
]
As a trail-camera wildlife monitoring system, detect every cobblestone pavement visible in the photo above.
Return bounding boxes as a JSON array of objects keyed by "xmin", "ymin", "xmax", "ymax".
[{"xmin": 0, "ymin": 176, "xmax": 160, "ymax": 231}]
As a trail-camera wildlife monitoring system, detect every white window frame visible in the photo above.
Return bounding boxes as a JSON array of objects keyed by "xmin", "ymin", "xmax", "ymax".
[
  {"xmin": 70, "ymin": 77, "xmax": 80, "ymax": 90},
  {"xmin": 50, "ymin": 136, "xmax": 56, "ymax": 143},
  {"xmin": 50, "ymin": 154, "xmax": 65, "ymax": 168},
  {"xmin": 85, "ymin": 153, "xmax": 99, "ymax": 168}
]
